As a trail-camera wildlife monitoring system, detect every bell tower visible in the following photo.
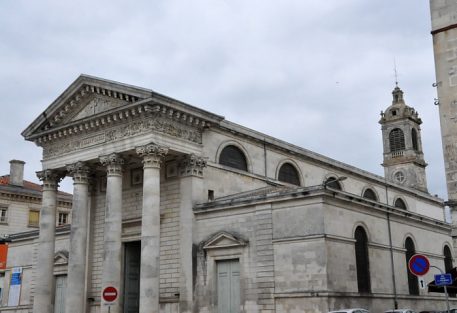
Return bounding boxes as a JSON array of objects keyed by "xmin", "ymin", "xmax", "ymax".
[{"xmin": 379, "ymin": 85, "xmax": 428, "ymax": 192}]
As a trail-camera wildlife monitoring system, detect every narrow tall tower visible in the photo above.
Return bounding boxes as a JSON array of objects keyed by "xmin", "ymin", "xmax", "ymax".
[
  {"xmin": 380, "ymin": 85, "xmax": 428, "ymax": 192},
  {"xmin": 430, "ymin": 1, "xmax": 457, "ymax": 202}
]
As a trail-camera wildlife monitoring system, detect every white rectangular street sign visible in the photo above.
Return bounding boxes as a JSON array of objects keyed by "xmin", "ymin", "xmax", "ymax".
[{"xmin": 419, "ymin": 277, "xmax": 426, "ymax": 289}]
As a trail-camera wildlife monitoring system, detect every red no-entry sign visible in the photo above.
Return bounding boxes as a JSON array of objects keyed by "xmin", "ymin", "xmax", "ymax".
[
  {"xmin": 102, "ymin": 286, "xmax": 118, "ymax": 302},
  {"xmin": 408, "ymin": 254, "xmax": 430, "ymax": 276}
]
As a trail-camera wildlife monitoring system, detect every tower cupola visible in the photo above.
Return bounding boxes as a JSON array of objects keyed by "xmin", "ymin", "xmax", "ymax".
[
  {"xmin": 392, "ymin": 86, "xmax": 405, "ymax": 104},
  {"xmin": 379, "ymin": 85, "xmax": 428, "ymax": 192}
]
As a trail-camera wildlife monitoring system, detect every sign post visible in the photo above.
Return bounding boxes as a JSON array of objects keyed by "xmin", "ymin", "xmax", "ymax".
[
  {"xmin": 408, "ymin": 255, "xmax": 450, "ymax": 313},
  {"xmin": 435, "ymin": 274, "xmax": 453, "ymax": 286},
  {"xmin": 429, "ymin": 266, "xmax": 452, "ymax": 313},
  {"xmin": 418, "ymin": 277, "xmax": 426, "ymax": 290},
  {"xmin": 102, "ymin": 286, "xmax": 118, "ymax": 313}
]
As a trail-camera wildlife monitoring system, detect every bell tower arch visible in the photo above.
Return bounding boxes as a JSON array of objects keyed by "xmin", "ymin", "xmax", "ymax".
[{"xmin": 379, "ymin": 85, "xmax": 428, "ymax": 192}]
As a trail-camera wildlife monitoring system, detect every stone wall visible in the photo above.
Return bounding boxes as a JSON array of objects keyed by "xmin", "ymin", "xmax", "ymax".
[
  {"xmin": 202, "ymin": 129, "xmax": 444, "ymax": 221},
  {"xmin": 87, "ymin": 169, "xmax": 182, "ymax": 308},
  {"xmin": 194, "ymin": 191, "xmax": 454, "ymax": 313}
]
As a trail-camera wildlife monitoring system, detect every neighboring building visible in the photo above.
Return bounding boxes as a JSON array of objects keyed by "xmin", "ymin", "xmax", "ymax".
[
  {"xmin": 0, "ymin": 160, "xmax": 72, "ymax": 234},
  {"xmin": 0, "ymin": 160, "xmax": 71, "ymax": 312},
  {"xmin": 0, "ymin": 227, "xmax": 69, "ymax": 312},
  {"xmin": 9, "ymin": 74, "xmax": 453, "ymax": 313}
]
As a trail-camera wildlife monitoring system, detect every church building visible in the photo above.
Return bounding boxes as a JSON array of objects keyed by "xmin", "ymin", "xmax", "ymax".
[{"xmin": 11, "ymin": 74, "xmax": 455, "ymax": 313}]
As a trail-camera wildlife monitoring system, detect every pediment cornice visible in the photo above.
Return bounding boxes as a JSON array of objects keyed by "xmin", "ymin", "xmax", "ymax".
[
  {"xmin": 22, "ymin": 75, "xmax": 224, "ymax": 147},
  {"xmin": 54, "ymin": 250, "xmax": 69, "ymax": 265},
  {"xmin": 202, "ymin": 231, "xmax": 248, "ymax": 250},
  {"xmin": 44, "ymin": 84, "xmax": 142, "ymax": 130}
]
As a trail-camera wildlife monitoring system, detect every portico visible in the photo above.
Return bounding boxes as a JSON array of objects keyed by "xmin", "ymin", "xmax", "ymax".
[
  {"xmin": 22, "ymin": 75, "xmax": 220, "ymax": 313},
  {"xmin": 32, "ymin": 151, "xmax": 209, "ymax": 313}
]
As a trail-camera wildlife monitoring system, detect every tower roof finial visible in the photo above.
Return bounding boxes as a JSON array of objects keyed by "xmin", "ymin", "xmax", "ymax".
[{"xmin": 394, "ymin": 58, "xmax": 399, "ymax": 87}]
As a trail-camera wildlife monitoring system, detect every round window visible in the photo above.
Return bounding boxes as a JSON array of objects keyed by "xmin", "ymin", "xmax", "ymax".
[{"xmin": 394, "ymin": 171, "xmax": 406, "ymax": 183}]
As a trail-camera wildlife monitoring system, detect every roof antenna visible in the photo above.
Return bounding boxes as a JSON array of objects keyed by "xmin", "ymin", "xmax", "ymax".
[{"xmin": 394, "ymin": 58, "xmax": 399, "ymax": 87}]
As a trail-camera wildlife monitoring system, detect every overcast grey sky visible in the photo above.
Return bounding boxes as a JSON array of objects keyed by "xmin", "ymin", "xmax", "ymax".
[{"xmin": 0, "ymin": 1, "xmax": 445, "ymax": 197}]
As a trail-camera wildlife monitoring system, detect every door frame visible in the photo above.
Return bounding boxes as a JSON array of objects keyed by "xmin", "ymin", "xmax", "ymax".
[{"xmin": 123, "ymin": 240, "xmax": 141, "ymax": 313}]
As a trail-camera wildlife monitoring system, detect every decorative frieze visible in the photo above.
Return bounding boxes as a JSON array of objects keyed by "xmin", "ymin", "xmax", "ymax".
[
  {"xmin": 178, "ymin": 154, "xmax": 207, "ymax": 177},
  {"xmin": 36, "ymin": 169, "xmax": 65, "ymax": 190},
  {"xmin": 100, "ymin": 153, "xmax": 124, "ymax": 176},
  {"xmin": 42, "ymin": 116, "xmax": 202, "ymax": 159},
  {"xmin": 66, "ymin": 162, "xmax": 90, "ymax": 184},
  {"xmin": 136, "ymin": 144, "xmax": 169, "ymax": 168}
]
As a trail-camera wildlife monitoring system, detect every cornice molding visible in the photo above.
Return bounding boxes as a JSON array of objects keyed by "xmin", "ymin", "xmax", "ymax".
[
  {"xmin": 32, "ymin": 99, "xmax": 217, "ymax": 150},
  {"xmin": 44, "ymin": 84, "xmax": 141, "ymax": 130}
]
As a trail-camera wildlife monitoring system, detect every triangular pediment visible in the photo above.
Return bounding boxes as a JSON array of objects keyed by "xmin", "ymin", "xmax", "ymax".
[
  {"xmin": 63, "ymin": 94, "xmax": 129, "ymax": 124},
  {"xmin": 22, "ymin": 74, "xmax": 152, "ymax": 139},
  {"xmin": 22, "ymin": 74, "xmax": 225, "ymax": 147},
  {"xmin": 54, "ymin": 250, "xmax": 69, "ymax": 265},
  {"xmin": 202, "ymin": 231, "xmax": 248, "ymax": 250}
]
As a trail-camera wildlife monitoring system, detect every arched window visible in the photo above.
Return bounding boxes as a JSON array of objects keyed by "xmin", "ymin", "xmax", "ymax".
[
  {"xmin": 411, "ymin": 128, "xmax": 418, "ymax": 151},
  {"xmin": 405, "ymin": 237, "xmax": 419, "ymax": 295},
  {"xmin": 219, "ymin": 145, "xmax": 248, "ymax": 171},
  {"xmin": 362, "ymin": 188, "xmax": 378, "ymax": 201},
  {"xmin": 278, "ymin": 163, "xmax": 300, "ymax": 186},
  {"xmin": 324, "ymin": 177, "xmax": 342, "ymax": 190},
  {"xmin": 444, "ymin": 246, "xmax": 455, "ymax": 297},
  {"xmin": 444, "ymin": 245, "xmax": 453, "ymax": 273},
  {"xmin": 389, "ymin": 128, "xmax": 405, "ymax": 152},
  {"xmin": 355, "ymin": 227, "xmax": 371, "ymax": 293},
  {"xmin": 394, "ymin": 198, "xmax": 407, "ymax": 210}
]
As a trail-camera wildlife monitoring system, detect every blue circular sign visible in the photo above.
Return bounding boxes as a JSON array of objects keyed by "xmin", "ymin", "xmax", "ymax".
[{"xmin": 408, "ymin": 254, "xmax": 430, "ymax": 276}]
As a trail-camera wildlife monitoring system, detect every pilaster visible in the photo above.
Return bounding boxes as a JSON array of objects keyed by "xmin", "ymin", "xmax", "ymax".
[{"xmin": 178, "ymin": 154, "xmax": 207, "ymax": 313}]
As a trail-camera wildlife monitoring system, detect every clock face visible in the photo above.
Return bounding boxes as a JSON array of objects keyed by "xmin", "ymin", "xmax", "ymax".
[{"xmin": 394, "ymin": 171, "xmax": 406, "ymax": 184}]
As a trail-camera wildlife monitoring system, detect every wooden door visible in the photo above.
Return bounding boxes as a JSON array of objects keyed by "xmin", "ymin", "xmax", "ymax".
[
  {"xmin": 54, "ymin": 275, "xmax": 67, "ymax": 313},
  {"xmin": 217, "ymin": 260, "xmax": 240, "ymax": 313}
]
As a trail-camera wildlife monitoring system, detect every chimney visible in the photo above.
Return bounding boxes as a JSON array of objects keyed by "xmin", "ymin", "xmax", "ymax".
[{"xmin": 9, "ymin": 160, "xmax": 25, "ymax": 187}]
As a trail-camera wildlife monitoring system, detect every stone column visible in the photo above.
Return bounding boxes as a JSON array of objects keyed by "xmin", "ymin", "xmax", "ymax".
[
  {"xmin": 33, "ymin": 169, "xmax": 63, "ymax": 313},
  {"xmin": 136, "ymin": 143, "xmax": 168, "ymax": 313},
  {"xmin": 178, "ymin": 154, "xmax": 206, "ymax": 313},
  {"xmin": 65, "ymin": 162, "xmax": 90, "ymax": 313},
  {"xmin": 99, "ymin": 153, "xmax": 124, "ymax": 313}
]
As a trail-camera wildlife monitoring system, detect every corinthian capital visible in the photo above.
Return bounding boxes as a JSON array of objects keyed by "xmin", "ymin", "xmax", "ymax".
[
  {"xmin": 66, "ymin": 161, "xmax": 90, "ymax": 184},
  {"xmin": 136, "ymin": 143, "xmax": 169, "ymax": 168},
  {"xmin": 36, "ymin": 169, "xmax": 65, "ymax": 190},
  {"xmin": 178, "ymin": 154, "xmax": 207, "ymax": 177},
  {"xmin": 100, "ymin": 153, "xmax": 124, "ymax": 176}
]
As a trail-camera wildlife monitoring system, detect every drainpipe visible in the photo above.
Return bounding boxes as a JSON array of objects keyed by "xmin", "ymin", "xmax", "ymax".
[
  {"xmin": 386, "ymin": 182, "xmax": 399, "ymax": 309},
  {"xmin": 263, "ymin": 139, "xmax": 267, "ymax": 178}
]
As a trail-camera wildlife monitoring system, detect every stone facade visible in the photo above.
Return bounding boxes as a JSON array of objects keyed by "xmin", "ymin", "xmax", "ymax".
[{"xmin": 4, "ymin": 74, "xmax": 453, "ymax": 313}]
